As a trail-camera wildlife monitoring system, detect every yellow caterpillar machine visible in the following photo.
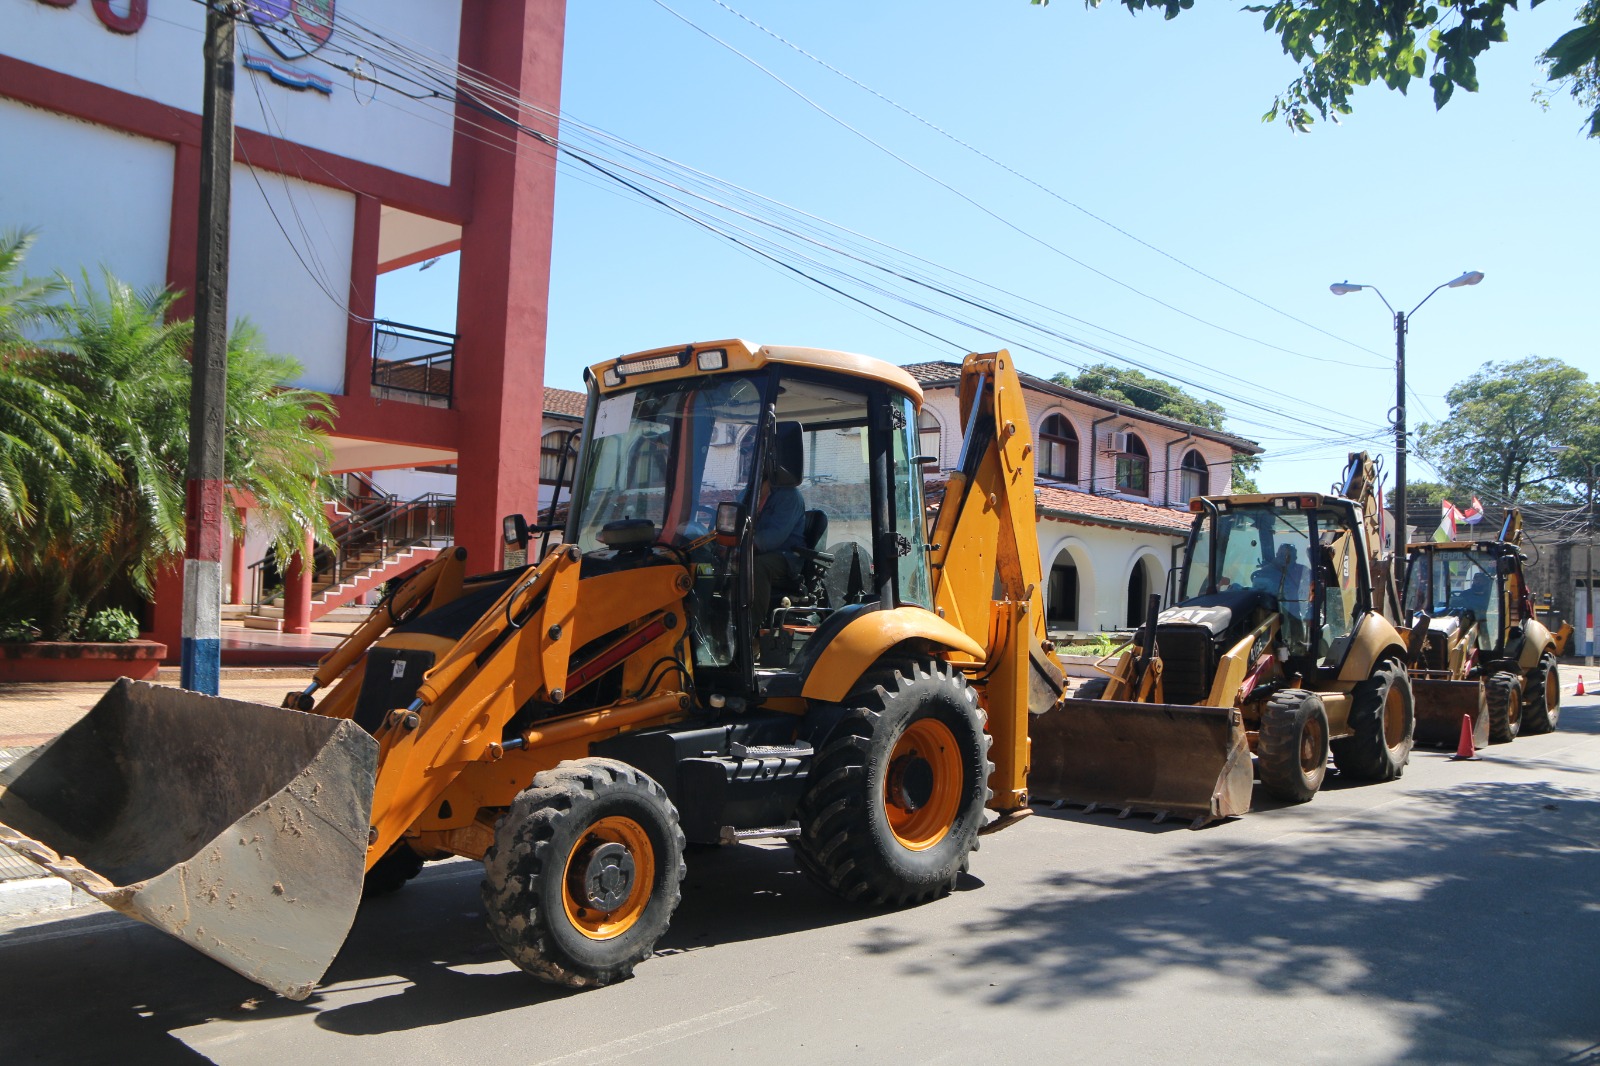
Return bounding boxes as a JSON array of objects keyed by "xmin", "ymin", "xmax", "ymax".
[
  {"xmin": 1401, "ymin": 509, "xmax": 1570, "ymax": 744},
  {"xmin": 1029, "ymin": 453, "xmax": 1415, "ymax": 826},
  {"xmin": 0, "ymin": 342, "xmax": 1059, "ymax": 1000}
]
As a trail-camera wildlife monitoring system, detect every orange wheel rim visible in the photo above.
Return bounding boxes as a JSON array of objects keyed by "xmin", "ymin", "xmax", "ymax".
[
  {"xmin": 1383, "ymin": 683, "xmax": 1406, "ymax": 748},
  {"xmin": 561, "ymin": 815, "xmax": 654, "ymax": 940},
  {"xmin": 885, "ymin": 718, "xmax": 963, "ymax": 851},
  {"xmin": 1300, "ymin": 714, "xmax": 1326, "ymax": 775}
]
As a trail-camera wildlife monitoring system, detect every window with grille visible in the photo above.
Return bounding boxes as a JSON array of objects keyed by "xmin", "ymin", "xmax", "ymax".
[
  {"xmin": 540, "ymin": 431, "xmax": 574, "ymax": 482},
  {"xmin": 918, "ymin": 409, "xmax": 941, "ymax": 468},
  {"xmin": 1039, "ymin": 414, "xmax": 1078, "ymax": 482}
]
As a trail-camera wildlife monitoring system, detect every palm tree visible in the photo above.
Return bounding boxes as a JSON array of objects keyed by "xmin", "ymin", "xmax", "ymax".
[{"xmin": 0, "ymin": 244, "xmax": 336, "ymax": 638}]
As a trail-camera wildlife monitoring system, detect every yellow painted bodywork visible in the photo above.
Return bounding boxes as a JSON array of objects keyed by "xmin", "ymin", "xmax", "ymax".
[
  {"xmin": 926, "ymin": 351, "xmax": 1061, "ymax": 810},
  {"xmin": 592, "ymin": 338, "xmax": 924, "ymax": 404},
  {"xmin": 800, "ymin": 607, "xmax": 986, "ymax": 703}
]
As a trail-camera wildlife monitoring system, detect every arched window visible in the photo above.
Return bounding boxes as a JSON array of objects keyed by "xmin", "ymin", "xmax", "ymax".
[
  {"xmin": 1039, "ymin": 414, "xmax": 1078, "ymax": 482},
  {"xmin": 540, "ymin": 431, "xmax": 575, "ymax": 482},
  {"xmin": 1116, "ymin": 434, "xmax": 1149, "ymax": 496},
  {"xmin": 918, "ymin": 409, "xmax": 942, "ymax": 468},
  {"xmin": 1048, "ymin": 552, "xmax": 1079, "ymax": 629},
  {"xmin": 1180, "ymin": 449, "xmax": 1208, "ymax": 503}
]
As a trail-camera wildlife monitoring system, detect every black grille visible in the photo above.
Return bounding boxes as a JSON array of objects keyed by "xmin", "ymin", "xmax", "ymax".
[{"xmin": 1156, "ymin": 623, "xmax": 1215, "ymax": 705}]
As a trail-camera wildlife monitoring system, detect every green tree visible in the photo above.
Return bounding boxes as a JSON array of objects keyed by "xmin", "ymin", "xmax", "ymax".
[
  {"xmin": 0, "ymin": 250, "xmax": 336, "ymax": 638},
  {"xmin": 1055, "ymin": 362, "xmax": 1262, "ymax": 492},
  {"xmin": 1386, "ymin": 479, "xmax": 1455, "ymax": 511},
  {"xmin": 1415, "ymin": 355, "xmax": 1600, "ymax": 504},
  {"xmin": 1032, "ymin": 0, "xmax": 1600, "ymax": 138}
]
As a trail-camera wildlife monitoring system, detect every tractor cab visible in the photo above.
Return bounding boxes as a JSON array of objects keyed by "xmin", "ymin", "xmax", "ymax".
[
  {"xmin": 548, "ymin": 341, "xmax": 933, "ymax": 688},
  {"xmin": 1400, "ymin": 543, "xmax": 1508, "ymax": 663}
]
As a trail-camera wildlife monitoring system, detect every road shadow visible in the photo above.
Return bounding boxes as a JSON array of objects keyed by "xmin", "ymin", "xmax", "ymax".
[
  {"xmin": 0, "ymin": 839, "xmax": 881, "ymax": 1057},
  {"xmin": 883, "ymin": 778, "xmax": 1600, "ymax": 1064}
]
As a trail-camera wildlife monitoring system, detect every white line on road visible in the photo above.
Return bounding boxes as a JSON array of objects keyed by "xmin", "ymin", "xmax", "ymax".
[{"xmin": 528, "ymin": 999, "xmax": 774, "ymax": 1066}]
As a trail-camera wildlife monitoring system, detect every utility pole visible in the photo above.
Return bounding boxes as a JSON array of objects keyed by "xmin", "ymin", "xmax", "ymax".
[
  {"xmin": 182, "ymin": 1, "xmax": 237, "ymax": 695},
  {"xmin": 1586, "ymin": 463, "xmax": 1596, "ymax": 668},
  {"xmin": 1393, "ymin": 309, "xmax": 1407, "ymax": 549}
]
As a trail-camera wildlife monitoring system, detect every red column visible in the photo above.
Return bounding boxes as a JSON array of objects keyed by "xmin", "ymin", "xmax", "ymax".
[
  {"xmin": 229, "ymin": 510, "xmax": 248, "ymax": 605},
  {"xmin": 281, "ymin": 527, "xmax": 314, "ymax": 635},
  {"xmin": 451, "ymin": 0, "xmax": 566, "ymax": 575}
]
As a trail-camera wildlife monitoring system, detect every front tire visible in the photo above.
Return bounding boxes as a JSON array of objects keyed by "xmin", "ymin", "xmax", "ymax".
[
  {"xmin": 363, "ymin": 842, "xmax": 424, "ymax": 898},
  {"xmin": 1487, "ymin": 671, "xmax": 1524, "ymax": 743},
  {"xmin": 1520, "ymin": 653, "xmax": 1562, "ymax": 735},
  {"xmin": 481, "ymin": 758, "xmax": 685, "ymax": 988},
  {"xmin": 795, "ymin": 660, "xmax": 991, "ymax": 907},
  {"xmin": 1331, "ymin": 659, "xmax": 1414, "ymax": 781},
  {"xmin": 1073, "ymin": 676, "xmax": 1110, "ymax": 701},
  {"xmin": 1257, "ymin": 689, "xmax": 1329, "ymax": 803}
]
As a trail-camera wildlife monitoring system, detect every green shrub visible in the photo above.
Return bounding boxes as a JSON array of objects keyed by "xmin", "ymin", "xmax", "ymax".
[
  {"xmin": 0, "ymin": 617, "xmax": 39, "ymax": 642},
  {"xmin": 84, "ymin": 606, "xmax": 140, "ymax": 643}
]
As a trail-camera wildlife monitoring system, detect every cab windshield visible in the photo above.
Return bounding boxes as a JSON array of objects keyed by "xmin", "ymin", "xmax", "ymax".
[
  {"xmin": 1183, "ymin": 505, "xmax": 1313, "ymax": 605},
  {"xmin": 1403, "ymin": 547, "xmax": 1502, "ymax": 648},
  {"xmin": 570, "ymin": 373, "xmax": 766, "ymax": 551}
]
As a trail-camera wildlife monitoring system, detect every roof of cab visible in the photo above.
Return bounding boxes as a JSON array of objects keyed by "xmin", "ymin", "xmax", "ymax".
[{"xmin": 588, "ymin": 339, "xmax": 925, "ymax": 404}]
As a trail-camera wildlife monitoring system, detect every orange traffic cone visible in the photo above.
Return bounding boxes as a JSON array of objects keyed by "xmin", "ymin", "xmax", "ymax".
[
  {"xmin": 1451, "ymin": 714, "xmax": 1479, "ymax": 761},
  {"xmin": 1578, "ymin": 676, "xmax": 1587, "ymax": 697}
]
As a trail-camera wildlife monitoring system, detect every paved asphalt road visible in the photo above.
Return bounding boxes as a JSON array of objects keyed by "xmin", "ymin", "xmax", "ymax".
[{"xmin": 2, "ymin": 694, "xmax": 1597, "ymax": 1066}]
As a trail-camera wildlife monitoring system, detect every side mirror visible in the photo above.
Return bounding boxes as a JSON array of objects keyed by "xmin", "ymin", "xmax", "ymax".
[
  {"xmin": 1496, "ymin": 555, "xmax": 1516, "ymax": 576},
  {"xmin": 502, "ymin": 513, "xmax": 529, "ymax": 548},
  {"xmin": 715, "ymin": 502, "xmax": 745, "ymax": 544}
]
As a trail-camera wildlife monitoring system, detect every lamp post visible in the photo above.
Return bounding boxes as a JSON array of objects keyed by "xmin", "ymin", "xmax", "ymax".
[{"xmin": 1330, "ymin": 271, "xmax": 1483, "ymax": 551}]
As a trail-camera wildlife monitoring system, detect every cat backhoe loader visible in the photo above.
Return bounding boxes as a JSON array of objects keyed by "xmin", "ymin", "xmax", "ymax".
[
  {"xmin": 1401, "ymin": 509, "xmax": 1570, "ymax": 744},
  {"xmin": 0, "ymin": 342, "xmax": 1058, "ymax": 1000},
  {"xmin": 1029, "ymin": 452, "xmax": 1415, "ymax": 827}
]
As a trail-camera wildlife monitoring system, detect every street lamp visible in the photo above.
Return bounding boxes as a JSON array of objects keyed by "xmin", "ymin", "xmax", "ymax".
[{"xmin": 1329, "ymin": 270, "xmax": 1484, "ymax": 550}]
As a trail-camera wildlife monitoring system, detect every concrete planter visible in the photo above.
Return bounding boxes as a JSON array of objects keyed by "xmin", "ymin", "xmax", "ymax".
[
  {"xmin": 1059, "ymin": 652, "xmax": 1113, "ymax": 678},
  {"xmin": 0, "ymin": 640, "xmax": 167, "ymax": 682}
]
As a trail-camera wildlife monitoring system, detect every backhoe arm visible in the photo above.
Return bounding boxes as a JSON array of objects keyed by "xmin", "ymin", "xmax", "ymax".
[{"xmin": 928, "ymin": 350, "xmax": 1065, "ymax": 809}]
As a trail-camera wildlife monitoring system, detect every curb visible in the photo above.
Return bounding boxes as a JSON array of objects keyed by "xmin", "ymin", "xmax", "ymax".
[{"xmin": 0, "ymin": 876, "xmax": 97, "ymax": 919}]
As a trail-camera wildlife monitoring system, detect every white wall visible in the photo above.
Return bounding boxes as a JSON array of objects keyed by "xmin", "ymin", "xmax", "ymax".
[
  {"xmin": 1041, "ymin": 522, "xmax": 1179, "ymax": 633},
  {"xmin": 3, "ymin": 0, "xmax": 461, "ymax": 185},
  {"xmin": 230, "ymin": 164, "xmax": 354, "ymax": 393},
  {"xmin": 0, "ymin": 99, "xmax": 173, "ymax": 293}
]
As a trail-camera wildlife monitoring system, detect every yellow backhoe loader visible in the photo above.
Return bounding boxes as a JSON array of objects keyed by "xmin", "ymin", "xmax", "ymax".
[
  {"xmin": 1401, "ymin": 509, "xmax": 1570, "ymax": 745},
  {"xmin": 0, "ymin": 342, "xmax": 1059, "ymax": 1000},
  {"xmin": 1029, "ymin": 453, "xmax": 1415, "ymax": 827}
]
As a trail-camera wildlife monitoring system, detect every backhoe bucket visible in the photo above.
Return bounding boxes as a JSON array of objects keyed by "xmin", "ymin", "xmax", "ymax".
[
  {"xmin": 1411, "ymin": 678, "xmax": 1489, "ymax": 749},
  {"xmin": 0, "ymin": 679, "xmax": 378, "ymax": 1000},
  {"xmin": 1029, "ymin": 698, "xmax": 1253, "ymax": 827}
]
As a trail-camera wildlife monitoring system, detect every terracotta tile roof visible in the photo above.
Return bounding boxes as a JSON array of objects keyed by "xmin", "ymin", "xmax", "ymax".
[
  {"xmin": 925, "ymin": 479, "xmax": 1191, "ymax": 536},
  {"xmin": 1035, "ymin": 484, "xmax": 1193, "ymax": 535},
  {"xmin": 901, "ymin": 361, "xmax": 965, "ymax": 386},
  {"xmin": 543, "ymin": 387, "xmax": 587, "ymax": 419}
]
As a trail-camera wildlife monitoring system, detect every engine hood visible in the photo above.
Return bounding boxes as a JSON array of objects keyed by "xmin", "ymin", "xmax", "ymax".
[{"xmin": 1160, "ymin": 587, "xmax": 1275, "ymax": 637}]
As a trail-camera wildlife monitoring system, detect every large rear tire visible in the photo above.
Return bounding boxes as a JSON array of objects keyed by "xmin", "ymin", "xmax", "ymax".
[
  {"xmin": 1257, "ymin": 689, "xmax": 1328, "ymax": 803},
  {"xmin": 1331, "ymin": 659, "xmax": 1414, "ymax": 781},
  {"xmin": 1520, "ymin": 653, "xmax": 1562, "ymax": 735},
  {"xmin": 1487, "ymin": 671, "xmax": 1523, "ymax": 744},
  {"xmin": 481, "ymin": 758, "xmax": 685, "ymax": 988},
  {"xmin": 795, "ymin": 660, "xmax": 991, "ymax": 907}
]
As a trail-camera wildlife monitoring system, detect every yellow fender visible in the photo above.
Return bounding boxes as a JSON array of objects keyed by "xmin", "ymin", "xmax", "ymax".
[{"xmin": 800, "ymin": 606, "xmax": 985, "ymax": 703}]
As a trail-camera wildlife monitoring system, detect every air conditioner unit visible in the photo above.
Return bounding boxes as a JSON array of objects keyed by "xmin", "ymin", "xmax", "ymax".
[
  {"xmin": 710, "ymin": 423, "xmax": 739, "ymax": 445},
  {"xmin": 1104, "ymin": 430, "xmax": 1130, "ymax": 453}
]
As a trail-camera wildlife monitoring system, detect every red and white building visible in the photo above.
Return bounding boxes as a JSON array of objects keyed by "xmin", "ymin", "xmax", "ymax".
[{"xmin": 1, "ymin": 0, "xmax": 566, "ymax": 652}]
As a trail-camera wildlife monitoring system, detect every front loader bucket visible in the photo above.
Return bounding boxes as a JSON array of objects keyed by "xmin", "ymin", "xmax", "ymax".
[
  {"xmin": 1029, "ymin": 698, "xmax": 1253, "ymax": 828},
  {"xmin": 0, "ymin": 679, "xmax": 378, "ymax": 1000},
  {"xmin": 1412, "ymin": 678, "xmax": 1489, "ymax": 749}
]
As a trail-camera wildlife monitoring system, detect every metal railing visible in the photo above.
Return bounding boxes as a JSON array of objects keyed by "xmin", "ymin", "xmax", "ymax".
[
  {"xmin": 371, "ymin": 320, "xmax": 456, "ymax": 408},
  {"xmin": 249, "ymin": 493, "xmax": 456, "ymax": 609}
]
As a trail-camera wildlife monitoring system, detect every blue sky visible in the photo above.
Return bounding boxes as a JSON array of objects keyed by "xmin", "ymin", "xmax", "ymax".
[{"xmin": 376, "ymin": 0, "xmax": 1599, "ymax": 494}]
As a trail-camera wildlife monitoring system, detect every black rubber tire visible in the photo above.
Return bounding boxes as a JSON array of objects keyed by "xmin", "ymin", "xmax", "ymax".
[
  {"xmin": 1331, "ymin": 659, "xmax": 1414, "ymax": 781},
  {"xmin": 1257, "ymin": 689, "xmax": 1329, "ymax": 803},
  {"xmin": 1519, "ymin": 653, "xmax": 1562, "ymax": 735},
  {"xmin": 362, "ymin": 843, "xmax": 424, "ymax": 898},
  {"xmin": 1487, "ymin": 671, "xmax": 1524, "ymax": 744},
  {"xmin": 481, "ymin": 758, "xmax": 685, "ymax": 988},
  {"xmin": 794, "ymin": 660, "xmax": 991, "ymax": 907},
  {"xmin": 1073, "ymin": 676, "xmax": 1109, "ymax": 701}
]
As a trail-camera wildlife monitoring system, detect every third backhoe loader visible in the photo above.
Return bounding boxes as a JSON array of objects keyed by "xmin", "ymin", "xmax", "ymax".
[
  {"xmin": 0, "ymin": 341, "xmax": 1059, "ymax": 1000},
  {"xmin": 1402, "ymin": 509, "xmax": 1571, "ymax": 744},
  {"xmin": 1029, "ymin": 452, "xmax": 1415, "ymax": 826}
]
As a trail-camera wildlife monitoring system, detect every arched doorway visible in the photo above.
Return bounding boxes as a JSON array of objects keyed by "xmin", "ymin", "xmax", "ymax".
[
  {"xmin": 1125, "ymin": 554, "xmax": 1162, "ymax": 627},
  {"xmin": 1047, "ymin": 550, "xmax": 1079, "ymax": 630}
]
